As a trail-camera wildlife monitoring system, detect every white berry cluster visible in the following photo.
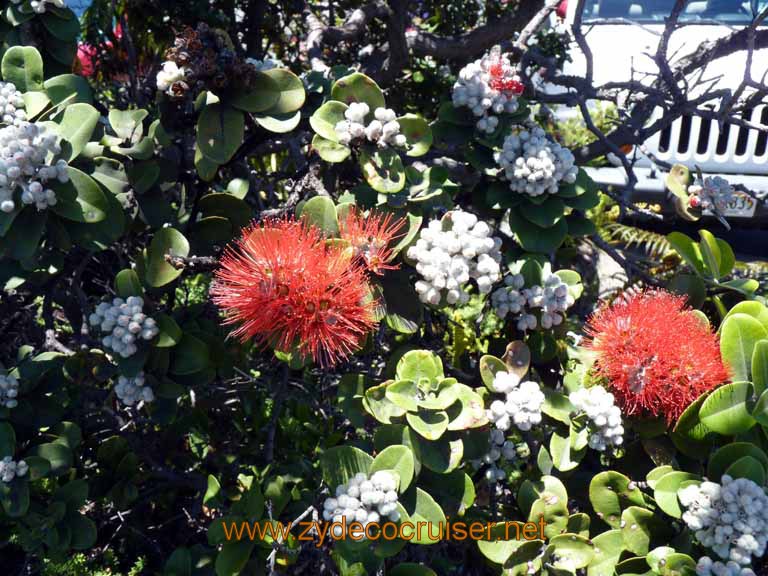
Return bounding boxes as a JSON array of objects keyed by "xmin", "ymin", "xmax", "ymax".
[
  {"xmin": 0, "ymin": 373, "xmax": 20, "ymax": 409},
  {"xmin": 491, "ymin": 272, "xmax": 574, "ymax": 331},
  {"xmin": 0, "ymin": 456, "xmax": 28, "ymax": 483},
  {"xmin": 408, "ymin": 210, "xmax": 502, "ymax": 306},
  {"xmin": 568, "ymin": 386, "xmax": 624, "ymax": 452},
  {"xmin": 476, "ymin": 428, "xmax": 520, "ymax": 483},
  {"xmin": 679, "ymin": 475, "xmax": 768, "ymax": 565},
  {"xmin": 334, "ymin": 103, "xmax": 406, "ymax": 149},
  {"xmin": 322, "ymin": 471, "xmax": 400, "ymax": 537},
  {"xmin": 89, "ymin": 296, "xmax": 159, "ymax": 358},
  {"xmin": 452, "ymin": 48, "xmax": 522, "ymax": 133},
  {"xmin": 10, "ymin": 0, "xmax": 65, "ymax": 13},
  {"xmin": 487, "ymin": 371, "xmax": 544, "ymax": 432},
  {"xmin": 0, "ymin": 122, "xmax": 69, "ymax": 213},
  {"xmin": 156, "ymin": 61, "xmax": 187, "ymax": 96},
  {"xmin": 0, "ymin": 81, "xmax": 26, "ymax": 126},
  {"xmin": 689, "ymin": 176, "xmax": 735, "ymax": 214},
  {"xmin": 115, "ymin": 372, "xmax": 155, "ymax": 407},
  {"xmin": 696, "ymin": 557, "xmax": 757, "ymax": 576},
  {"xmin": 496, "ymin": 125, "xmax": 578, "ymax": 196},
  {"xmin": 246, "ymin": 57, "xmax": 281, "ymax": 72}
]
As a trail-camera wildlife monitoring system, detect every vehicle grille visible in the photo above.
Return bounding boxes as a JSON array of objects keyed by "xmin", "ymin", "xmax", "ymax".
[{"xmin": 645, "ymin": 106, "xmax": 768, "ymax": 174}]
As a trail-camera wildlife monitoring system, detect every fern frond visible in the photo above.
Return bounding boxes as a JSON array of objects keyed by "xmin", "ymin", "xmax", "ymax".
[{"xmin": 600, "ymin": 222, "xmax": 674, "ymax": 259}]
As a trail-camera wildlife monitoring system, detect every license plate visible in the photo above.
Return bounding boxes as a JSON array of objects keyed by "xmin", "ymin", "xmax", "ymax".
[{"xmin": 703, "ymin": 192, "xmax": 758, "ymax": 218}]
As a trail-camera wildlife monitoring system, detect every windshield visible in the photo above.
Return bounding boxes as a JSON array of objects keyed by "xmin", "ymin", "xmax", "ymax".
[{"xmin": 582, "ymin": 0, "xmax": 768, "ymax": 24}]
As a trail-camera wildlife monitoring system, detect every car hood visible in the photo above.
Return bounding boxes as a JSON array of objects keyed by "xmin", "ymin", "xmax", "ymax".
[{"xmin": 560, "ymin": 23, "xmax": 768, "ymax": 96}]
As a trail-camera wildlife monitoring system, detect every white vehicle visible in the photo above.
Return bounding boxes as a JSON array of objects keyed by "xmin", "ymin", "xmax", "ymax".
[{"xmin": 556, "ymin": 0, "xmax": 768, "ymax": 221}]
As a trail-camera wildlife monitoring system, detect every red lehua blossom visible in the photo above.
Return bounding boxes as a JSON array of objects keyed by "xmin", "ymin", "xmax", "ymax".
[
  {"xmin": 211, "ymin": 218, "xmax": 377, "ymax": 367},
  {"xmin": 556, "ymin": 0, "xmax": 569, "ymax": 19},
  {"xmin": 585, "ymin": 289, "xmax": 729, "ymax": 424},
  {"xmin": 340, "ymin": 209, "xmax": 406, "ymax": 275},
  {"xmin": 488, "ymin": 58, "xmax": 524, "ymax": 95}
]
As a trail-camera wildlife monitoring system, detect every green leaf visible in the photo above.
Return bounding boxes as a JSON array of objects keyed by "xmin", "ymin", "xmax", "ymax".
[
  {"xmin": 549, "ymin": 430, "xmax": 583, "ymax": 472},
  {"xmin": 170, "ymin": 334, "xmax": 210, "ymax": 375},
  {"xmin": 58, "ymin": 103, "xmax": 100, "ymax": 161},
  {"xmin": 721, "ymin": 313, "xmax": 767, "ymax": 381},
  {"xmin": 229, "ymin": 70, "xmax": 280, "ymax": 113},
  {"xmin": 699, "ymin": 381, "xmax": 756, "ymax": 435},
  {"xmin": 198, "ymin": 193, "xmax": 252, "ymax": 230},
  {"xmin": 24, "ymin": 456, "xmax": 50, "ymax": 481},
  {"xmin": 667, "ymin": 231, "xmax": 706, "ymax": 276},
  {"xmin": 360, "ymin": 148, "xmax": 406, "ymax": 193},
  {"xmin": 653, "ymin": 471, "xmax": 698, "ymax": 518},
  {"xmin": 588, "ymin": 529, "xmax": 625, "ymax": 576},
  {"xmin": 400, "ymin": 488, "xmax": 446, "ymax": 545},
  {"xmin": 226, "ymin": 178, "xmax": 249, "ymax": 200},
  {"xmin": 164, "ymin": 547, "xmax": 192, "ymax": 576},
  {"xmin": 196, "ymin": 104, "xmax": 244, "ymax": 164},
  {"xmin": 253, "ymin": 110, "xmax": 301, "ymax": 133},
  {"xmin": 215, "ymin": 541, "xmax": 255, "ymax": 576},
  {"xmin": 312, "ymin": 134, "xmax": 351, "ymax": 163},
  {"xmin": 445, "ymin": 384, "xmax": 488, "ymax": 430},
  {"xmin": 320, "ymin": 446, "xmax": 373, "ymax": 490},
  {"xmin": 406, "ymin": 410, "xmax": 449, "ymax": 440},
  {"xmin": 477, "ymin": 522, "xmax": 529, "ymax": 565},
  {"xmin": 41, "ymin": 11, "xmax": 80, "ymax": 40},
  {"xmin": 397, "ymin": 114, "xmax": 432, "ymax": 157},
  {"xmin": 0, "ymin": 479, "xmax": 29, "ymax": 517},
  {"xmin": 204, "ymin": 475, "xmax": 223, "ymax": 508},
  {"xmin": 381, "ymin": 269, "xmax": 423, "ymax": 335},
  {"xmin": 260, "ymin": 68, "xmax": 305, "ymax": 115},
  {"xmin": 310, "ymin": 100, "xmax": 348, "ymax": 142},
  {"xmin": 725, "ymin": 455, "xmax": 766, "ymax": 485},
  {"xmin": 0, "ymin": 422, "xmax": 15, "ymax": 457},
  {"xmin": 369, "ymin": 445, "xmax": 415, "ymax": 493},
  {"xmin": 385, "ymin": 380, "xmax": 420, "ymax": 412},
  {"xmin": 589, "ymin": 471, "xmax": 645, "ymax": 529},
  {"xmin": 154, "ymin": 314, "xmax": 182, "ymax": 348},
  {"xmin": 753, "ymin": 340, "xmax": 768, "ymax": 396},
  {"xmin": 44, "ymin": 73, "xmax": 93, "ymax": 105},
  {"xmin": 364, "ymin": 383, "xmax": 407, "ymax": 424},
  {"xmin": 146, "ymin": 228, "xmax": 190, "ymax": 288},
  {"xmin": 508, "ymin": 209, "xmax": 568, "ymax": 253},
  {"xmin": 298, "ymin": 195, "xmax": 340, "ymax": 236},
  {"xmin": 545, "ymin": 534, "xmax": 594, "ymax": 570},
  {"xmin": 723, "ymin": 302, "xmax": 768, "ymax": 332},
  {"xmin": 108, "ymin": 109, "xmax": 148, "ymax": 142},
  {"xmin": 22, "ymin": 91, "xmax": 50, "ymax": 119},
  {"xmin": 396, "ymin": 350, "xmax": 444, "ymax": 383},
  {"xmin": 30, "ymin": 442, "xmax": 72, "ymax": 475},
  {"xmin": 331, "ymin": 73, "xmax": 385, "ymax": 111},
  {"xmin": 698, "ymin": 229, "xmax": 734, "ymax": 279},
  {"xmin": 389, "ymin": 564, "xmax": 437, "ymax": 576},
  {"xmin": 1, "ymin": 46, "xmax": 44, "ymax": 91},
  {"xmin": 753, "ymin": 389, "xmax": 768, "ymax": 426},
  {"xmin": 520, "ymin": 196, "xmax": 565, "ymax": 228},
  {"xmin": 69, "ymin": 514, "xmax": 97, "ymax": 550},
  {"xmin": 115, "ymin": 269, "xmax": 143, "ymax": 298},
  {"xmin": 479, "ymin": 355, "xmax": 510, "ymax": 392},
  {"xmin": 707, "ymin": 442, "xmax": 768, "ymax": 480},
  {"xmin": 620, "ymin": 507, "xmax": 671, "ymax": 556},
  {"xmin": 50, "ymin": 167, "xmax": 108, "ymax": 223}
]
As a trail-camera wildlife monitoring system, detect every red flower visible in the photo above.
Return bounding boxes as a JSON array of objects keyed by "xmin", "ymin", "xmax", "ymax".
[
  {"xmin": 211, "ymin": 218, "xmax": 377, "ymax": 367},
  {"xmin": 488, "ymin": 56, "xmax": 524, "ymax": 95},
  {"xmin": 340, "ymin": 209, "xmax": 406, "ymax": 275},
  {"xmin": 556, "ymin": 0, "xmax": 568, "ymax": 19},
  {"xmin": 585, "ymin": 289, "xmax": 729, "ymax": 424}
]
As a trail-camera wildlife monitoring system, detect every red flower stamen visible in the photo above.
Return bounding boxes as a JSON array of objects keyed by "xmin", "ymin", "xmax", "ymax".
[
  {"xmin": 585, "ymin": 289, "xmax": 729, "ymax": 424},
  {"xmin": 211, "ymin": 218, "xmax": 377, "ymax": 367},
  {"xmin": 339, "ymin": 209, "xmax": 406, "ymax": 275}
]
